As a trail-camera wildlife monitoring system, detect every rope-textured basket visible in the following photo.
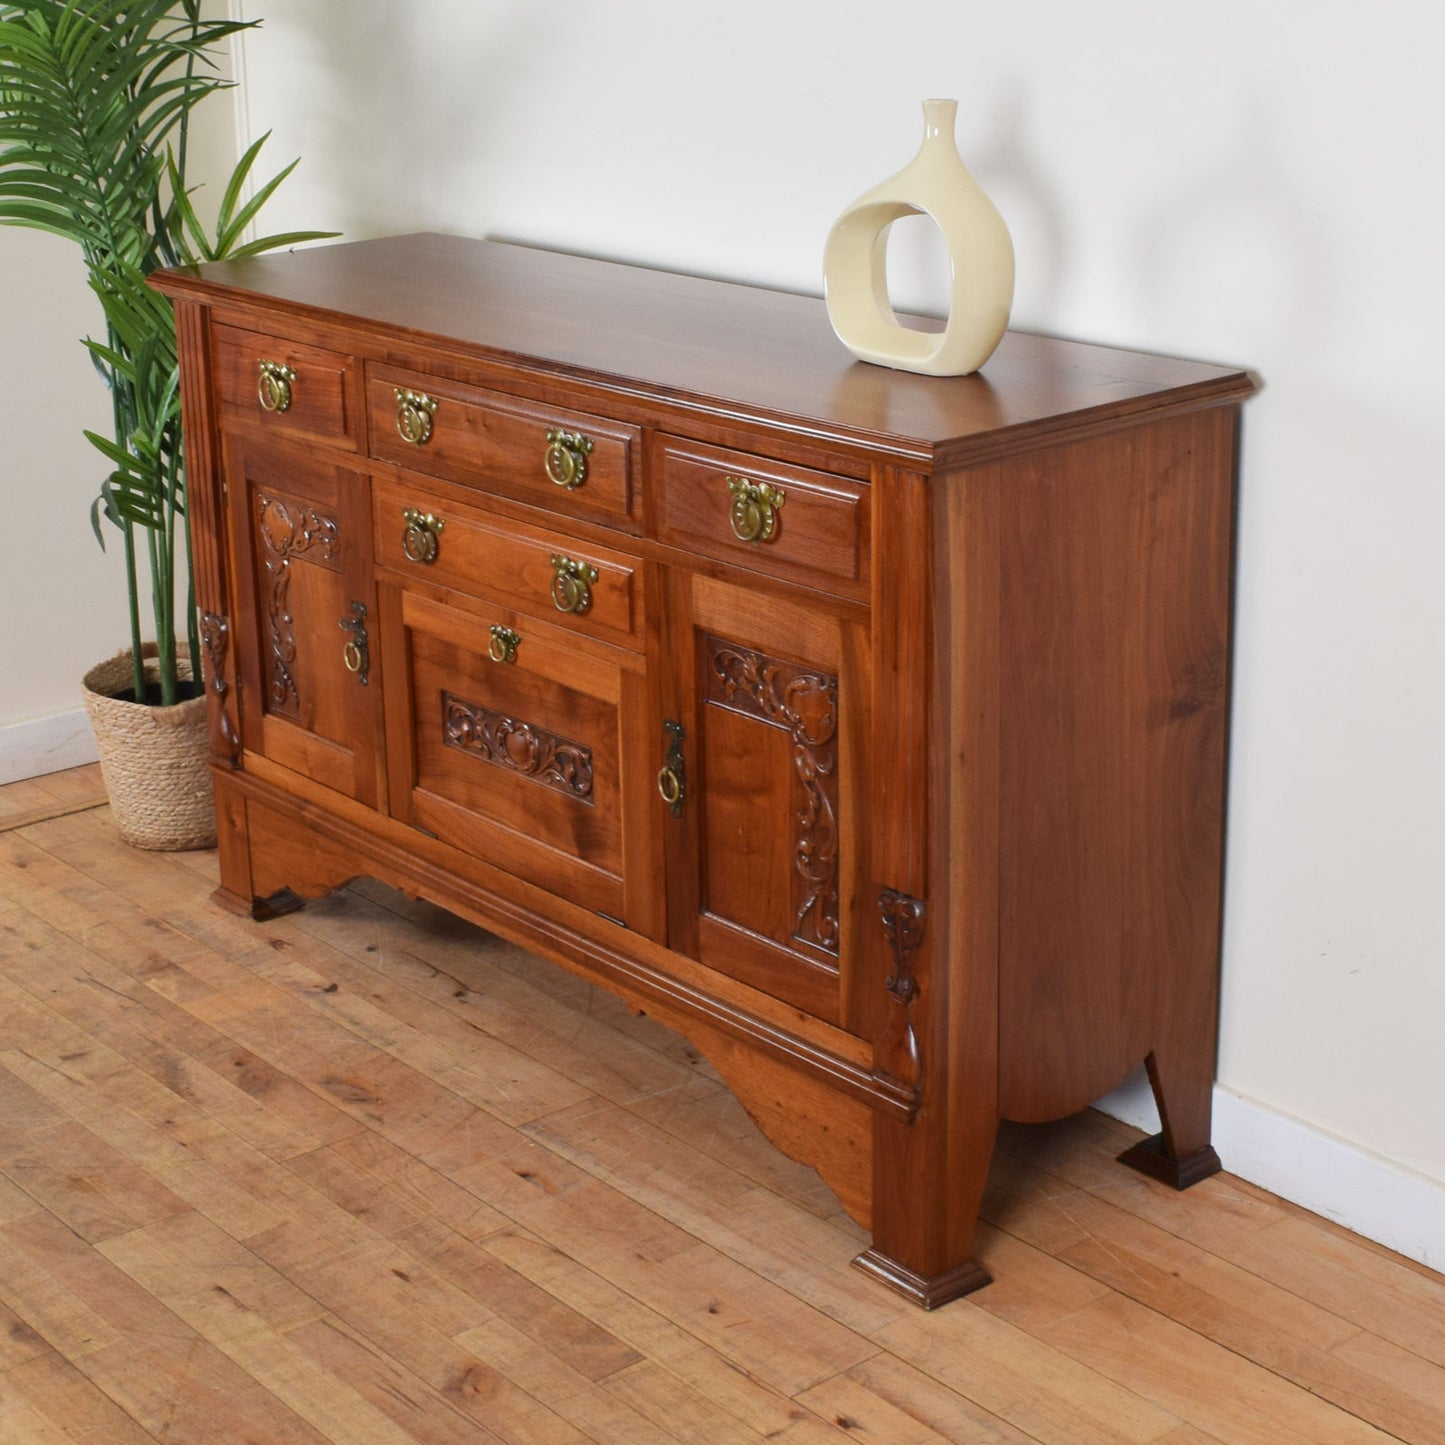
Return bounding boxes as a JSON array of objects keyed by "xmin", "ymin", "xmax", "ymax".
[{"xmin": 81, "ymin": 643, "xmax": 216, "ymax": 851}]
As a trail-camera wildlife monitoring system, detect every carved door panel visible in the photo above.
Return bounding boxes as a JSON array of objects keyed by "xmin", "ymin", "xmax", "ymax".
[
  {"xmin": 660, "ymin": 570, "xmax": 870, "ymax": 1025},
  {"xmin": 223, "ymin": 435, "xmax": 382, "ymax": 806},
  {"xmin": 376, "ymin": 579, "xmax": 661, "ymax": 938}
]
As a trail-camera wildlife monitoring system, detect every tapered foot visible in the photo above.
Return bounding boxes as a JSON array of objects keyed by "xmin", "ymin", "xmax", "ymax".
[
  {"xmin": 211, "ymin": 884, "xmax": 307, "ymax": 921},
  {"xmin": 1118, "ymin": 1131, "xmax": 1222, "ymax": 1190},
  {"xmin": 853, "ymin": 1248, "xmax": 991, "ymax": 1309}
]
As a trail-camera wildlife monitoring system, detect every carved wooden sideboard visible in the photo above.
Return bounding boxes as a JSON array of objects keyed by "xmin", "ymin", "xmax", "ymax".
[{"xmin": 155, "ymin": 235, "xmax": 1255, "ymax": 1307}]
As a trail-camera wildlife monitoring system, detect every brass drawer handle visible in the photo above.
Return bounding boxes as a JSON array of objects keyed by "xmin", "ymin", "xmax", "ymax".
[
  {"xmin": 544, "ymin": 428, "xmax": 594, "ymax": 490},
  {"xmin": 401, "ymin": 507, "xmax": 445, "ymax": 565},
  {"xmin": 257, "ymin": 360, "xmax": 295, "ymax": 413},
  {"xmin": 488, "ymin": 625, "xmax": 521, "ymax": 664},
  {"xmin": 549, "ymin": 554, "xmax": 599, "ymax": 615},
  {"xmin": 339, "ymin": 601, "xmax": 370, "ymax": 685},
  {"xmin": 726, "ymin": 476, "xmax": 786, "ymax": 543},
  {"xmin": 657, "ymin": 719, "xmax": 685, "ymax": 815},
  {"xmin": 395, "ymin": 388, "xmax": 438, "ymax": 445}
]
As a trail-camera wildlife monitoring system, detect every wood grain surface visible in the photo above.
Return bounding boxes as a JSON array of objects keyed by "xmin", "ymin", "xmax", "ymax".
[
  {"xmin": 154, "ymin": 235, "xmax": 1260, "ymax": 1305},
  {"xmin": 1, "ymin": 769, "xmax": 1442, "ymax": 1443},
  {"xmin": 155, "ymin": 234, "xmax": 1255, "ymax": 461}
]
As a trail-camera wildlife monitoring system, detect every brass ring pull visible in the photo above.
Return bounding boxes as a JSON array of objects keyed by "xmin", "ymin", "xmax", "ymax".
[
  {"xmin": 726, "ymin": 476, "xmax": 786, "ymax": 544},
  {"xmin": 339, "ymin": 602, "xmax": 369, "ymax": 685},
  {"xmin": 544, "ymin": 428, "xmax": 594, "ymax": 489},
  {"xmin": 658, "ymin": 719, "xmax": 685, "ymax": 816},
  {"xmin": 487, "ymin": 625, "xmax": 521, "ymax": 664},
  {"xmin": 257, "ymin": 360, "xmax": 295, "ymax": 413},
  {"xmin": 401, "ymin": 508, "xmax": 444, "ymax": 565},
  {"xmin": 549, "ymin": 554, "xmax": 599, "ymax": 615},
  {"xmin": 657, "ymin": 766, "xmax": 682, "ymax": 807},
  {"xmin": 395, "ymin": 388, "xmax": 438, "ymax": 445}
]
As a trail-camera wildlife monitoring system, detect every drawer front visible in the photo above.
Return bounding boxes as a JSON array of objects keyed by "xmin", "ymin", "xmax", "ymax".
[
  {"xmin": 372, "ymin": 476, "xmax": 642, "ymax": 650},
  {"xmin": 654, "ymin": 437, "xmax": 867, "ymax": 595},
  {"xmin": 213, "ymin": 324, "xmax": 358, "ymax": 447},
  {"xmin": 380, "ymin": 586, "xmax": 635, "ymax": 920},
  {"xmin": 367, "ymin": 368, "xmax": 638, "ymax": 526}
]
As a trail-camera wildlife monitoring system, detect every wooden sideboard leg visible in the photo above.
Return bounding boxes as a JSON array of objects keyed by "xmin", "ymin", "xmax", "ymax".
[
  {"xmin": 207, "ymin": 775, "xmax": 309, "ymax": 921},
  {"xmin": 854, "ymin": 1105, "xmax": 997, "ymax": 1309},
  {"xmin": 211, "ymin": 883, "xmax": 308, "ymax": 921},
  {"xmin": 1118, "ymin": 1048, "xmax": 1222, "ymax": 1190},
  {"xmin": 210, "ymin": 777, "xmax": 259, "ymax": 911}
]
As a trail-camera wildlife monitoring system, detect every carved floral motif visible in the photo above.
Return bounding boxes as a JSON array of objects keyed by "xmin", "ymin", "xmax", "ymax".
[
  {"xmin": 878, "ymin": 887, "xmax": 925, "ymax": 1103},
  {"xmin": 880, "ymin": 888, "xmax": 925, "ymax": 1003},
  {"xmin": 198, "ymin": 609, "xmax": 240, "ymax": 765},
  {"xmin": 442, "ymin": 691, "xmax": 594, "ymax": 802},
  {"xmin": 256, "ymin": 494, "xmax": 340, "ymax": 716},
  {"xmin": 704, "ymin": 637, "xmax": 839, "ymax": 955}
]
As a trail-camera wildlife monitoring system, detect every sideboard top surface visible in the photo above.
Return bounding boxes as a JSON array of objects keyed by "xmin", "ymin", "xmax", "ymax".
[{"xmin": 155, "ymin": 232, "xmax": 1255, "ymax": 459}]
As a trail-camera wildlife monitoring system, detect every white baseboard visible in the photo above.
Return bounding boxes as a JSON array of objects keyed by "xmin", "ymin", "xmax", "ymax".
[
  {"xmin": 1095, "ymin": 1072, "xmax": 1445, "ymax": 1272},
  {"xmin": 0, "ymin": 708, "xmax": 98, "ymax": 786}
]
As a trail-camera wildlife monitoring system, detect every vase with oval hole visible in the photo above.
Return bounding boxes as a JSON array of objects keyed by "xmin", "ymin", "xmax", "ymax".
[{"xmin": 824, "ymin": 98, "xmax": 1014, "ymax": 376}]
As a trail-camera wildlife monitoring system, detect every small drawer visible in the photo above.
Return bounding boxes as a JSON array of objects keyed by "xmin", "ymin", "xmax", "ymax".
[
  {"xmin": 213, "ymin": 324, "xmax": 357, "ymax": 446},
  {"xmin": 367, "ymin": 367, "xmax": 638, "ymax": 527},
  {"xmin": 372, "ymin": 476, "xmax": 642, "ymax": 650},
  {"xmin": 654, "ymin": 437, "xmax": 867, "ymax": 594}
]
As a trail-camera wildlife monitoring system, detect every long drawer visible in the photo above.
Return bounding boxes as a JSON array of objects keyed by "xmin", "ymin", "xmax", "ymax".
[
  {"xmin": 367, "ymin": 365, "xmax": 640, "ymax": 528},
  {"xmin": 371, "ymin": 475, "xmax": 643, "ymax": 651}
]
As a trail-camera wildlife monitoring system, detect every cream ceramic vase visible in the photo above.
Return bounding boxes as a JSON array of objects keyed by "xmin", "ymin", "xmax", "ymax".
[{"xmin": 823, "ymin": 98, "xmax": 1014, "ymax": 376}]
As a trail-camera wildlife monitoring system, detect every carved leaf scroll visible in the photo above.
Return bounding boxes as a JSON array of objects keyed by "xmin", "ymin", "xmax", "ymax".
[
  {"xmin": 199, "ymin": 609, "xmax": 240, "ymax": 766},
  {"xmin": 877, "ymin": 886, "xmax": 925, "ymax": 1107},
  {"xmin": 442, "ymin": 691, "xmax": 594, "ymax": 803},
  {"xmin": 704, "ymin": 636, "xmax": 839, "ymax": 955},
  {"xmin": 256, "ymin": 494, "xmax": 340, "ymax": 717}
]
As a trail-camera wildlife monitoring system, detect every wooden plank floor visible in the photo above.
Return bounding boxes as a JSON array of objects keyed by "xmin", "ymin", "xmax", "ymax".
[{"xmin": 1, "ymin": 767, "xmax": 1442, "ymax": 1444}]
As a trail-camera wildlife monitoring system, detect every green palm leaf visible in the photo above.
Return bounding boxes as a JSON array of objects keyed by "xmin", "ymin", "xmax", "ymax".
[{"xmin": 1, "ymin": 0, "xmax": 337, "ymax": 703}]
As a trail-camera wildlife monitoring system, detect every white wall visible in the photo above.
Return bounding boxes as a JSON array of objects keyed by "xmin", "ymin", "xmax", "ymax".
[
  {"xmin": 0, "ymin": 7, "xmax": 240, "ymax": 780},
  {"xmin": 0, "ymin": 228, "xmax": 129, "ymax": 735},
  {"xmin": 22, "ymin": 1, "xmax": 1443, "ymax": 1254}
]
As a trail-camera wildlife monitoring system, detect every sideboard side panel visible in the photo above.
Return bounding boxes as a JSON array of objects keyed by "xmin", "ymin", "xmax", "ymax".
[{"xmin": 994, "ymin": 407, "xmax": 1238, "ymax": 1127}]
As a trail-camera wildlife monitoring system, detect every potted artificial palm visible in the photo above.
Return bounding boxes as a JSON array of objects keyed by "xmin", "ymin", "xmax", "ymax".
[{"xmin": 0, "ymin": 0, "xmax": 332, "ymax": 847}]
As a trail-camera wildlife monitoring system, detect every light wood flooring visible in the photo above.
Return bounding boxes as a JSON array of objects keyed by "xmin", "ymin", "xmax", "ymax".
[{"xmin": 1, "ymin": 765, "xmax": 1443, "ymax": 1444}]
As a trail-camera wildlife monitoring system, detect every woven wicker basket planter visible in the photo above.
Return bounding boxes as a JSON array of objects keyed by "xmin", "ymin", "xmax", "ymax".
[{"xmin": 81, "ymin": 644, "xmax": 216, "ymax": 851}]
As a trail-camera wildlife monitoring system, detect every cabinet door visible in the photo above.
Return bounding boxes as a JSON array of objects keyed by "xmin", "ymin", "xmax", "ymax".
[
  {"xmin": 224, "ymin": 434, "xmax": 383, "ymax": 805},
  {"xmin": 660, "ymin": 571, "xmax": 870, "ymax": 1025},
  {"xmin": 377, "ymin": 580, "xmax": 662, "ymax": 939}
]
